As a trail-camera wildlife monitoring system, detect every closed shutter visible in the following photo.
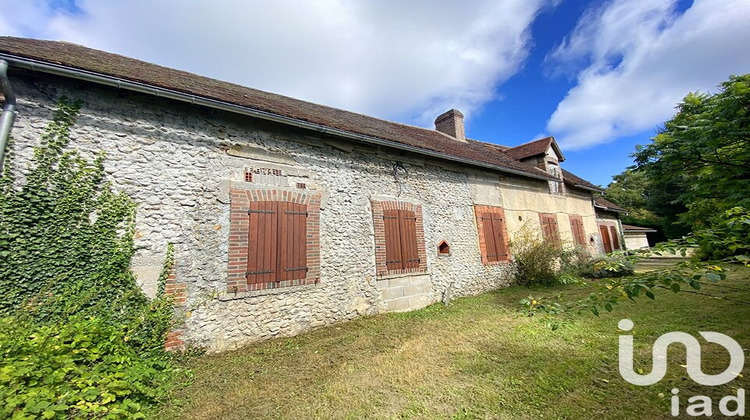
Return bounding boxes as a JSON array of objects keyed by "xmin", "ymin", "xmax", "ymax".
[
  {"xmin": 280, "ymin": 202, "xmax": 308, "ymax": 281},
  {"xmin": 541, "ymin": 214, "xmax": 560, "ymax": 243},
  {"xmin": 383, "ymin": 209, "xmax": 404, "ymax": 270},
  {"xmin": 482, "ymin": 212, "xmax": 508, "ymax": 262},
  {"xmin": 600, "ymin": 225, "xmax": 613, "ymax": 253},
  {"xmin": 399, "ymin": 210, "xmax": 420, "ymax": 269},
  {"xmin": 609, "ymin": 225, "xmax": 620, "ymax": 251},
  {"xmin": 247, "ymin": 201, "xmax": 308, "ymax": 284},
  {"xmin": 383, "ymin": 209, "xmax": 419, "ymax": 271},
  {"xmin": 569, "ymin": 216, "xmax": 586, "ymax": 246},
  {"xmin": 246, "ymin": 201, "xmax": 278, "ymax": 284}
]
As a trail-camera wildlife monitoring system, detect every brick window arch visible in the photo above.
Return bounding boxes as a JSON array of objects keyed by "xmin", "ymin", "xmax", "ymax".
[{"xmin": 228, "ymin": 188, "xmax": 321, "ymax": 292}]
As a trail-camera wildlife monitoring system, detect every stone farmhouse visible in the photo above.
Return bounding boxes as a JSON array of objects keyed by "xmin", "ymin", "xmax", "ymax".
[{"xmin": 0, "ymin": 37, "xmax": 625, "ymax": 352}]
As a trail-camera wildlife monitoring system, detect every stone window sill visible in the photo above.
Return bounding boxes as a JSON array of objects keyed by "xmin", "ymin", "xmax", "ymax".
[
  {"xmin": 377, "ymin": 270, "xmax": 430, "ymax": 281},
  {"xmin": 219, "ymin": 282, "xmax": 320, "ymax": 301},
  {"xmin": 482, "ymin": 259, "xmax": 512, "ymax": 266}
]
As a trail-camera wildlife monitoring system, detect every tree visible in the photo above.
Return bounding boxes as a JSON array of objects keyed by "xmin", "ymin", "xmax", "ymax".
[
  {"xmin": 604, "ymin": 169, "xmax": 666, "ymax": 235},
  {"xmin": 632, "ymin": 74, "xmax": 750, "ymax": 232},
  {"xmin": 523, "ymin": 75, "xmax": 750, "ymax": 320}
]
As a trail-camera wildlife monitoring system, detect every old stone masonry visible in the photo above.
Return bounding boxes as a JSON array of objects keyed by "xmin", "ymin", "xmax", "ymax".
[{"xmin": 0, "ymin": 38, "xmax": 626, "ymax": 352}]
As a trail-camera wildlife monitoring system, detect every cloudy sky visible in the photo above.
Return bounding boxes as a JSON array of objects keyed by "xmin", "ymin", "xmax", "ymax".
[{"xmin": 2, "ymin": 0, "xmax": 749, "ymax": 185}]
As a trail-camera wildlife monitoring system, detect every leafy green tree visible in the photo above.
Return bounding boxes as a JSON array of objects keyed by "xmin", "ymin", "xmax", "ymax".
[
  {"xmin": 524, "ymin": 75, "xmax": 750, "ymax": 320},
  {"xmin": 633, "ymin": 74, "xmax": 750, "ymax": 232},
  {"xmin": 604, "ymin": 169, "xmax": 664, "ymax": 228}
]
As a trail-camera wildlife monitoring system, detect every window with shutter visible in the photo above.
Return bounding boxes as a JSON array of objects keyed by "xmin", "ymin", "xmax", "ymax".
[
  {"xmin": 474, "ymin": 205, "xmax": 510, "ymax": 265},
  {"xmin": 383, "ymin": 209, "xmax": 420, "ymax": 271},
  {"xmin": 599, "ymin": 224, "xmax": 613, "ymax": 253},
  {"xmin": 569, "ymin": 215, "xmax": 586, "ymax": 246},
  {"xmin": 228, "ymin": 189, "xmax": 321, "ymax": 293},
  {"xmin": 539, "ymin": 213, "xmax": 560, "ymax": 243},
  {"xmin": 609, "ymin": 225, "xmax": 621, "ymax": 250},
  {"xmin": 372, "ymin": 201, "xmax": 427, "ymax": 277},
  {"xmin": 246, "ymin": 201, "xmax": 308, "ymax": 284},
  {"xmin": 481, "ymin": 212, "xmax": 509, "ymax": 262}
]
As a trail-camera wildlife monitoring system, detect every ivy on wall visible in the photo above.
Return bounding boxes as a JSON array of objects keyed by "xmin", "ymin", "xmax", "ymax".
[
  {"xmin": 0, "ymin": 97, "xmax": 179, "ymax": 418},
  {"xmin": 0, "ymin": 97, "xmax": 141, "ymax": 320}
]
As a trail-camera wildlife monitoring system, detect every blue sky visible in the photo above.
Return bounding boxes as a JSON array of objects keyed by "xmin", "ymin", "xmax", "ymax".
[{"xmin": 2, "ymin": 0, "xmax": 749, "ymax": 186}]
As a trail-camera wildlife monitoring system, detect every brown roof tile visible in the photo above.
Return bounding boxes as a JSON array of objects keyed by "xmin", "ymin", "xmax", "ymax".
[
  {"xmin": 504, "ymin": 136, "xmax": 565, "ymax": 162},
  {"xmin": 594, "ymin": 196, "xmax": 628, "ymax": 213},
  {"xmin": 0, "ymin": 37, "xmax": 558, "ymax": 181},
  {"xmin": 622, "ymin": 224, "xmax": 657, "ymax": 232},
  {"xmin": 561, "ymin": 169, "xmax": 603, "ymax": 192}
]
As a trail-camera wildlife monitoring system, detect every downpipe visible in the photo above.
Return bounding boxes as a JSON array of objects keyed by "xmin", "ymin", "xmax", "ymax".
[{"xmin": 0, "ymin": 59, "xmax": 16, "ymax": 171}]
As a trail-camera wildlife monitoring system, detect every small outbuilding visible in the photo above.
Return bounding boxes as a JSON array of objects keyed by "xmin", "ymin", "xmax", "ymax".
[{"xmin": 622, "ymin": 224, "xmax": 657, "ymax": 250}]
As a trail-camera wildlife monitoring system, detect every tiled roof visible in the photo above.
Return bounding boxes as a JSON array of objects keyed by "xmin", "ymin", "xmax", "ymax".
[
  {"xmin": 594, "ymin": 196, "xmax": 628, "ymax": 213},
  {"xmin": 622, "ymin": 224, "xmax": 657, "ymax": 233},
  {"xmin": 504, "ymin": 136, "xmax": 565, "ymax": 162},
  {"xmin": 561, "ymin": 169, "xmax": 603, "ymax": 192},
  {"xmin": 0, "ymin": 37, "xmax": 559, "ymax": 181}
]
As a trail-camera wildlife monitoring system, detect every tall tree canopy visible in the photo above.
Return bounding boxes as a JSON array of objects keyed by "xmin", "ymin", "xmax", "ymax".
[
  {"xmin": 629, "ymin": 74, "xmax": 750, "ymax": 235},
  {"xmin": 604, "ymin": 169, "xmax": 660, "ymax": 224}
]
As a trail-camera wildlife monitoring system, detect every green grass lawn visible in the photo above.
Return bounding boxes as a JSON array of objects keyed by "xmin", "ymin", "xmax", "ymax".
[{"xmin": 156, "ymin": 265, "xmax": 750, "ymax": 419}]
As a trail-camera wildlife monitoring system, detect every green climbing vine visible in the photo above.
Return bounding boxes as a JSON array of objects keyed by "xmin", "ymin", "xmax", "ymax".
[
  {"xmin": 157, "ymin": 243, "xmax": 175, "ymax": 298},
  {"xmin": 0, "ymin": 97, "xmax": 179, "ymax": 418}
]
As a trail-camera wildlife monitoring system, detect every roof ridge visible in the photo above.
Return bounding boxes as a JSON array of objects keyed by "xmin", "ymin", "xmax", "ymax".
[{"xmin": 506, "ymin": 136, "xmax": 553, "ymax": 149}]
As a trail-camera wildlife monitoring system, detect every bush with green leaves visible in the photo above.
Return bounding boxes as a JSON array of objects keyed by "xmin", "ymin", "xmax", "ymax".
[
  {"xmin": 690, "ymin": 207, "xmax": 750, "ymax": 263},
  {"xmin": 0, "ymin": 315, "xmax": 172, "ymax": 419},
  {"xmin": 577, "ymin": 251, "xmax": 636, "ymax": 279},
  {"xmin": 509, "ymin": 224, "xmax": 582, "ymax": 287},
  {"xmin": 0, "ymin": 98, "xmax": 178, "ymax": 418}
]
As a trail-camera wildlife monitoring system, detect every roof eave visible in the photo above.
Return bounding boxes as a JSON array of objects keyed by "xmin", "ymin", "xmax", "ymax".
[
  {"xmin": 564, "ymin": 180, "xmax": 604, "ymax": 193},
  {"xmin": 594, "ymin": 204, "xmax": 628, "ymax": 214},
  {"xmin": 2, "ymin": 53, "xmax": 557, "ymax": 182}
]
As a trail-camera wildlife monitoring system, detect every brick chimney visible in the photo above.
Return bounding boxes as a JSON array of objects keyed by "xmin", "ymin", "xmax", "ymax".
[{"xmin": 434, "ymin": 109, "xmax": 466, "ymax": 142}]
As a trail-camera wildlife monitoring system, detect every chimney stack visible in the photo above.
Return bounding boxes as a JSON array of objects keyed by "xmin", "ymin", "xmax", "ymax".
[{"xmin": 434, "ymin": 109, "xmax": 466, "ymax": 142}]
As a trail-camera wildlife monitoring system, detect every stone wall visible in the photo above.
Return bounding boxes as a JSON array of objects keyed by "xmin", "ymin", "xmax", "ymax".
[{"xmin": 6, "ymin": 70, "xmax": 600, "ymax": 352}]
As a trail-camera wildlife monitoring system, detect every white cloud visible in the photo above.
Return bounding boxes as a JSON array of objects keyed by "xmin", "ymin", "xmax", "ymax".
[
  {"xmin": 546, "ymin": 0, "xmax": 750, "ymax": 149},
  {"xmin": 0, "ymin": 0, "xmax": 550, "ymax": 126}
]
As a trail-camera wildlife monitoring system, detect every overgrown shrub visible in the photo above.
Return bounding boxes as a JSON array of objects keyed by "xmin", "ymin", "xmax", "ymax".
[
  {"xmin": 691, "ymin": 207, "xmax": 750, "ymax": 262},
  {"xmin": 559, "ymin": 246, "xmax": 592, "ymax": 277},
  {"xmin": 0, "ymin": 315, "xmax": 172, "ymax": 419},
  {"xmin": 0, "ymin": 98, "xmax": 177, "ymax": 418},
  {"xmin": 509, "ymin": 225, "xmax": 567, "ymax": 287},
  {"xmin": 578, "ymin": 251, "xmax": 636, "ymax": 278}
]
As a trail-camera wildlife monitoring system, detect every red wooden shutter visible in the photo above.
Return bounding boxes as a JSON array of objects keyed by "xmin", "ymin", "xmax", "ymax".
[
  {"xmin": 481, "ymin": 213, "xmax": 499, "ymax": 262},
  {"xmin": 540, "ymin": 215, "xmax": 551, "ymax": 239},
  {"xmin": 569, "ymin": 216, "xmax": 586, "ymax": 246},
  {"xmin": 600, "ymin": 225, "xmax": 613, "ymax": 253},
  {"xmin": 279, "ymin": 202, "xmax": 308, "ymax": 281},
  {"xmin": 482, "ymin": 212, "xmax": 508, "ymax": 262},
  {"xmin": 383, "ymin": 209, "xmax": 403, "ymax": 270},
  {"xmin": 247, "ymin": 201, "xmax": 278, "ymax": 284},
  {"xmin": 398, "ymin": 210, "xmax": 419, "ymax": 269},
  {"xmin": 491, "ymin": 213, "xmax": 508, "ymax": 260},
  {"xmin": 247, "ymin": 201, "xmax": 307, "ymax": 285},
  {"xmin": 569, "ymin": 216, "xmax": 579, "ymax": 245},
  {"xmin": 541, "ymin": 214, "xmax": 560, "ymax": 243},
  {"xmin": 609, "ymin": 225, "xmax": 620, "ymax": 251},
  {"xmin": 550, "ymin": 216, "xmax": 560, "ymax": 243}
]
